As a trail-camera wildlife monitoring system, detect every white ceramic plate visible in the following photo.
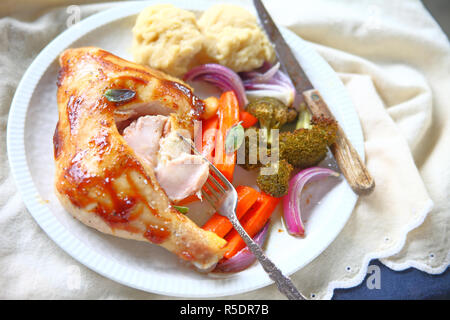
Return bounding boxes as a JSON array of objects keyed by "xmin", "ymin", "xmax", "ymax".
[{"xmin": 6, "ymin": 0, "xmax": 363, "ymax": 298}]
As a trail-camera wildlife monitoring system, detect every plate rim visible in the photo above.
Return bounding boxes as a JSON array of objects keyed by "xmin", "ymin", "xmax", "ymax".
[{"xmin": 6, "ymin": 0, "xmax": 362, "ymax": 298}]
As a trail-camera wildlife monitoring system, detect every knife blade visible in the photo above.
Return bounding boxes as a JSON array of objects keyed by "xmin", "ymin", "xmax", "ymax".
[
  {"xmin": 253, "ymin": 0, "xmax": 375, "ymax": 195},
  {"xmin": 253, "ymin": 0, "xmax": 313, "ymax": 106}
]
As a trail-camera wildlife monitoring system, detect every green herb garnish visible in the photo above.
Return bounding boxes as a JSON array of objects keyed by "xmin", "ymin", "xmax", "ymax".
[
  {"xmin": 103, "ymin": 89, "xmax": 136, "ymax": 102},
  {"xmin": 225, "ymin": 121, "xmax": 244, "ymax": 154},
  {"xmin": 173, "ymin": 205, "xmax": 189, "ymax": 214}
]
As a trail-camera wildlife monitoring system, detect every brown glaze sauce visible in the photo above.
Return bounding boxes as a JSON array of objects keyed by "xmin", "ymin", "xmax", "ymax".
[
  {"xmin": 60, "ymin": 149, "xmax": 170, "ymax": 244},
  {"xmin": 67, "ymin": 95, "xmax": 85, "ymax": 134},
  {"xmin": 170, "ymin": 81, "xmax": 205, "ymax": 118},
  {"xmin": 53, "ymin": 121, "xmax": 62, "ymax": 159},
  {"xmin": 56, "ymin": 66, "xmax": 67, "ymax": 87},
  {"xmin": 179, "ymin": 251, "xmax": 194, "ymax": 261},
  {"xmin": 144, "ymin": 224, "xmax": 170, "ymax": 244}
]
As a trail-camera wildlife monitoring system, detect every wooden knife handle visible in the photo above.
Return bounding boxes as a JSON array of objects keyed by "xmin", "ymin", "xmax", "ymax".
[{"xmin": 303, "ymin": 89, "xmax": 375, "ymax": 195}]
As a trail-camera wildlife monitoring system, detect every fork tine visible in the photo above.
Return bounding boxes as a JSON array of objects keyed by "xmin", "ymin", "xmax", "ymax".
[
  {"xmin": 208, "ymin": 173, "xmax": 227, "ymax": 194},
  {"xmin": 201, "ymin": 189, "xmax": 216, "ymax": 208},
  {"xmin": 206, "ymin": 163, "xmax": 231, "ymax": 188},
  {"xmin": 202, "ymin": 179, "xmax": 220, "ymax": 201}
]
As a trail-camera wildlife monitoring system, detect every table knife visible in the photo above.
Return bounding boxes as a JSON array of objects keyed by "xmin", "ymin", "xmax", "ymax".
[{"xmin": 253, "ymin": 0, "xmax": 375, "ymax": 195}]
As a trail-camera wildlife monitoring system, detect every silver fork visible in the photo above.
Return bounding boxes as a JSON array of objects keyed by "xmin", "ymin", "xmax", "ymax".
[{"xmin": 178, "ymin": 135, "xmax": 305, "ymax": 300}]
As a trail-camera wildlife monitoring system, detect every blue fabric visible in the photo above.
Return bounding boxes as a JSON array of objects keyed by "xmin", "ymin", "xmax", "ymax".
[{"xmin": 332, "ymin": 260, "xmax": 450, "ymax": 300}]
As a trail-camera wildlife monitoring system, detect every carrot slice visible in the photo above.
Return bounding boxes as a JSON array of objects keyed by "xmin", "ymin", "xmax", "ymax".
[
  {"xmin": 175, "ymin": 194, "xmax": 200, "ymax": 206},
  {"xmin": 223, "ymin": 192, "xmax": 280, "ymax": 259},
  {"xmin": 213, "ymin": 91, "xmax": 240, "ymax": 182},
  {"xmin": 202, "ymin": 185, "xmax": 259, "ymax": 238},
  {"xmin": 240, "ymin": 110, "xmax": 258, "ymax": 129},
  {"xmin": 201, "ymin": 115, "xmax": 219, "ymax": 161}
]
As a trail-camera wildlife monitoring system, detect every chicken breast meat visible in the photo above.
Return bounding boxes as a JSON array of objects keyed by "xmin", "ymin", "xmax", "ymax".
[
  {"xmin": 54, "ymin": 47, "xmax": 226, "ymax": 270},
  {"xmin": 122, "ymin": 114, "xmax": 210, "ymax": 202}
]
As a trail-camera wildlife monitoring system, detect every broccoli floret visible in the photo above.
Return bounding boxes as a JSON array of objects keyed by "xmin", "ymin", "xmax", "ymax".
[
  {"xmin": 279, "ymin": 114, "xmax": 338, "ymax": 169},
  {"xmin": 238, "ymin": 128, "xmax": 263, "ymax": 171},
  {"xmin": 238, "ymin": 127, "xmax": 273, "ymax": 171},
  {"xmin": 313, "ymin": 115, "xmax": 339, "ymax": 146},
  {"xmin": 256, "ymin": 160, "xmax": 293, "ymax": 197},
  {"xmin": 246, "ymin": 97, "xmax": 288, "ymax": 145}
]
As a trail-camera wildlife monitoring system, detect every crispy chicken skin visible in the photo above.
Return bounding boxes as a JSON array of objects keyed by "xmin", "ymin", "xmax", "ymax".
[{"xmin": 54, "ymin": 47, "xmax": 226, "ymax": 270}]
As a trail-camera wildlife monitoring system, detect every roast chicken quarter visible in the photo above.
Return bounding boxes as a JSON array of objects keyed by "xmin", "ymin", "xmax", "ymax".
[{"xmin": 53, "ymin": 47, "xmax": 226, "ymax": 270}]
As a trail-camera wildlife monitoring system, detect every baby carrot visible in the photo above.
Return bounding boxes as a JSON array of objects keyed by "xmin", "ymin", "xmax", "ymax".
[
  {"xmin": 201, "ymin": 114, "xmax": 219, "ymax": 161},
  {"xmin": 240, "ymin": 110, "xmax": 258, "ymax": 129},
  {"xmin": 214, "ymin": 91, "xmax": 240, "ymax": 182},
  {"xmin": 223, "ymin": 192, "xmax": 280, "ymax": 259},
  {"xmin": 202, "ymin": 185, "xmax": 259, "ymax": 238}
]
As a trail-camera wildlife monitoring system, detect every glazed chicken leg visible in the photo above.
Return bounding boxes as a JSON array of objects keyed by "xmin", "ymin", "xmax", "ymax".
[{"xmin": 54, "ymin": 47, "xmax": 226, "ymax": 270}]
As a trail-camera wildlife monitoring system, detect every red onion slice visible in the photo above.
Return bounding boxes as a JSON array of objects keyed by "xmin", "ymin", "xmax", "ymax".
[
  {"xmin": 184, "ymin": 64, "xmax": 248, "ymax": 108},
  {"xmin": 283, "ymin": 167, "xmax": 340, "ymax": 236},
  {"xmin": 241, "ymin": 62, "xmax": 280, "ymax": 83},
  {"xmin": 214, "ymin": 221, "xmax": 270, "ymax": 273},
  {"xmin": 184, "ymin": 62, "xmax": 297, "ymax": 109},
  {"xmin": 241, "ymin": 63, "xmax": 296, "ymax": 107}
]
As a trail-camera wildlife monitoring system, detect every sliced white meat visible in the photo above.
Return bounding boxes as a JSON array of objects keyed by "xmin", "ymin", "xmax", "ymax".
[
  {"xmin": 122, "ymin": 115, "xmax": 168, "ymax": 167},
  {"xmin": 157, "ymin": 129, "xmax": 190, "ymax": 163},
  {"xmin": 155, "ymin": 154, "xmax": 209, "ymax": 202},
  {"xmin": 122, "ymin": 115, "xmax": 208, "ymax": 202},
  {"xmin": 114, "ymin": 102, "xmax": 175, "ymax": 131}
]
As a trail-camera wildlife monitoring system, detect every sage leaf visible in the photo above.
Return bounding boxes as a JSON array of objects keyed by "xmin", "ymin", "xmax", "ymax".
[
  {"xmin": 104, "ymin": 89, "xmax": 136, "ymax": 103},
  {"xmin": 225, "ymin": 122, "xmax": 244, "ymax": 154},
  {"xmin": 173, "ymin": 205, "xmax": 189, "ymax": 214}
]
